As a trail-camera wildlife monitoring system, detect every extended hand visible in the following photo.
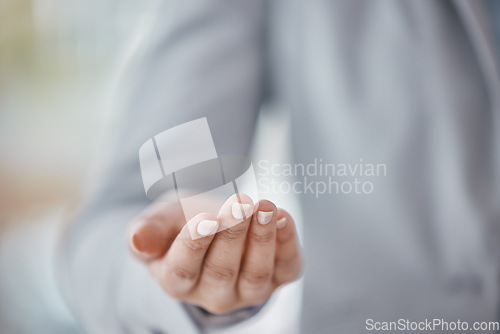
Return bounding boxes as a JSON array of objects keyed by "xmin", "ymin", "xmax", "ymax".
[{"xmin": 127, "ymin": 194, "xmax": 303, "ymax": 314}]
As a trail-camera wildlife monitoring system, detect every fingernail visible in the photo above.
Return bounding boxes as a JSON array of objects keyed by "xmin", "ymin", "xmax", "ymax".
[
  {"xmin": 129, "ymin": 222, "xmax": 161, "ymax": 255},
  {"xmin": 277, "ymin": 217, "xmax": 287, "ymax": 229},
  {"xmin": 130, "ymin": 233, "xmax": 143, "ymax": 253},
  {"xmin": 197, "ymin": 220, "xmax": 218, "ymax": 236},
  {"xmin": 257, "ymin": 211, "xmax": 273, "ymax": 225},
  {"xmin": 232, "ymin": 203, "xmax": 252, "ymax": 220}
]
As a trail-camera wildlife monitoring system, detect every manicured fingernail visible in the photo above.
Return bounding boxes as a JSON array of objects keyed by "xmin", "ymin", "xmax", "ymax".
[
  {"xmin": 232, "ymin": 203, "xmax": 252, "ymax": 219},
  {"xmin": 277, "ymin": 217, "xmax": 287, "ymax": 229},
  {"xmin": 257, "ymin": 211, "xmax": 273, "ymax": 225},
  {"xmin": 197, "ymin": 220, "xmax": 218, "ymax": 236}
]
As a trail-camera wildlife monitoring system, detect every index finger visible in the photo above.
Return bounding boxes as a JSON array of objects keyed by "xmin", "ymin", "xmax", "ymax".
[{"xmin": 150, "ymin": 213, "xmax": 219, "ymax": 297}]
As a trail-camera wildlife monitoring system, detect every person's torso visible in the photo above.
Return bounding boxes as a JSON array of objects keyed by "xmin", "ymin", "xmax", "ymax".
[{"xmin": 268, "ymin": 1, "xmax": 500, "ymax": 332}]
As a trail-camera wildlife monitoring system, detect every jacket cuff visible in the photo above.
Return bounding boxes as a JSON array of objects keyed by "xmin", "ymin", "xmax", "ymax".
[{"xmin": 183, "ymin": 302, "xmax": 266, "ymax": 329}]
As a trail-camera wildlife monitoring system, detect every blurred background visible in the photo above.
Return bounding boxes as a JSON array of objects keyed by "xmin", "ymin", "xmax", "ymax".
[
  {"xmin": 0, "ymin": 2, "xmax": 300, "ymax": 333},
  {"xmin": 0, "ymin": 0, "xmax": 149, "ymax": 332}
]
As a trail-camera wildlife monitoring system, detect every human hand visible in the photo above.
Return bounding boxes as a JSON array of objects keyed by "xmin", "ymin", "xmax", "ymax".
[{"xmin": 127, "ymin": 194, "xmax": 303, "ymax": 314}]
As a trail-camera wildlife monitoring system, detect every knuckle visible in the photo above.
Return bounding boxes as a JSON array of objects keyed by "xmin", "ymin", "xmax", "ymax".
[
  {"xmin": 274, "ymin": 258, "xmax": 295, "ymax": 272},
  {"xmin": 277, "ymin": 249, "xmax": 298, "ymax": 264},
  {"xmin": 277, "ymin": 228, "xmax": 295, "ymax": 244},
  {"xmin": 171, "ymin": 266, "xmax": 198, "ymax": 282},
  {"xmin": 184, "ymin": 239, "xmax": 205, "ymax": 253},
  {"xmin": 220, "ymin": 224, "xmax": 247, "ymax": 240},
  {"xmin": 203, "ymin": 262, "xmax": 237, "ymax": 283},
  {"xmin": 160, "ymin": 265, "xmax": 198, "ymax": 298},
  {"xmin": 240, "ymin": 269, "xmax": 272, "ymax": 286},
  {"xmin": 249, "ymin": 229, "xmax": 275, "ymax": 244}
]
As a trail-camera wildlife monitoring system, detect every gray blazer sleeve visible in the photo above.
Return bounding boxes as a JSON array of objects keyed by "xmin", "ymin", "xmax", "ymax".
[{"xmin": 59, "ymin": 0, "xmax": 268, "ymax": 332}]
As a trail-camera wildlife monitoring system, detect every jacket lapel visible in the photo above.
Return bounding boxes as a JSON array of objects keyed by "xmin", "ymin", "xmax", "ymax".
[
  {"xmin": 452, "ymin": 0, "xmax": 500, "ymax": 107},
  {"xmin": 452, "ymin": 0, "xmax": 500, "ymax": 204}
]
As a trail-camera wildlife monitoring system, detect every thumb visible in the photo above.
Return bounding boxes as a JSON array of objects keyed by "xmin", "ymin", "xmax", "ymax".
[{"xmin": 128, "ymin": 203, "xmax": 185, "ymax": 261}]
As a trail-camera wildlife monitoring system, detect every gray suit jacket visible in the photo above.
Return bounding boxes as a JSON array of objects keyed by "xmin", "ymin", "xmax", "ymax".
[{"xmin": 61, "ymin": 1, "xmax": 500, "ymax": 333}]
